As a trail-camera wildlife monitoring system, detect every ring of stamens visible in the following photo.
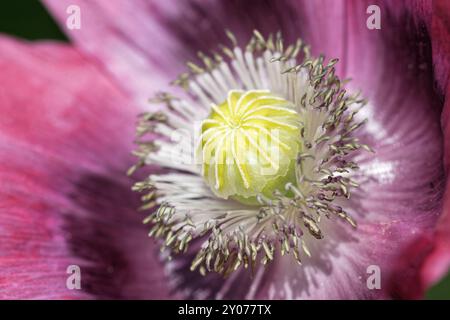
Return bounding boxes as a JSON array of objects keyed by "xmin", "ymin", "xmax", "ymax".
[{"xmin": 131, "ymin": 30, "xmax": 372, "ymax": 276}]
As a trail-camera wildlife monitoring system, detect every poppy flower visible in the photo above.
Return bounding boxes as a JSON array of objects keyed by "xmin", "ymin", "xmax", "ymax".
[{"xmin": 0, "ymin": 0, "xmax": 449, "ymax": 300}]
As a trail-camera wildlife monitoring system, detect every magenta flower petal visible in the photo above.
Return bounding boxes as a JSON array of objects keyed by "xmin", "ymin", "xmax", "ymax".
[
  {"xmin": 134, "ymin": 0, "xmax": 445, "ymax": 299},
  {"xmin": 420, "ymin": 0, "xmax": 450, "ymax": 290},
  {"xmin": 42, "ymin": 0, "xmax": 187, "ymax": 109},
  {"xmin": 429, "ymin": 0, "xmax": 450, "ymax": 92},
  {"xmin": 251, "ymin": 0, "xmax": 445, "ymax": 299},
  {"xmin": 125, "ymin": 0, "xmax": 445, "ymax": 299},
  {"xmin": 0, "ymin": 36, "xmax": 172, "ymax": 299},
  {"xmin": 1, "ymin": 0, "xmax": 447, "ymax": 299}
]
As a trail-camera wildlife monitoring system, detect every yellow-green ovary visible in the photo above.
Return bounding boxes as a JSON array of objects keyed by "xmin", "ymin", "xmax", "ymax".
[{"xmin": 198, "ymin": 90, "xmax": 302, "ymax": 205}]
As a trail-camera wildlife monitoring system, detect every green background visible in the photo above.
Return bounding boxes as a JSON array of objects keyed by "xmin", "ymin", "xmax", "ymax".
[
  {"xmin": 0, "ymin": 1, "xmax": 66, "ymax": 41},
  {"xmin": 0, "ymin": 0, "xmax": 449, "ymax": 300}
]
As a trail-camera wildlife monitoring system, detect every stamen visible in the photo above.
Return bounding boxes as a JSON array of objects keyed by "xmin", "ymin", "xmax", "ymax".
[{"xmin": 131, "ymin": 30, "xmax": 372, "ymax": 275}]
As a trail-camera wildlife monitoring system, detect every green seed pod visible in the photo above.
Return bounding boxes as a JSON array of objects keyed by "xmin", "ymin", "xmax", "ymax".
[{"xmin": 197, "ymin": 90, "xmax": 302, "ymax": 204}]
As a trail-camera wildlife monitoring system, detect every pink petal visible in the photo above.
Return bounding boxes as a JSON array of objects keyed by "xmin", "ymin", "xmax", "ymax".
[
  {"xmin": 429, "ymin": 0, "xmax": 450, "ymax": 93},
  {"xmin": 41, "ymin": 0, "xmax": 448, "ymax": 299},
  {"xmin": 258, "ymin": 0, "xmax": 445, "ymax": 299},
  {"xmin": 42, "ymin": 0, "xmax": 187, "ymax": 109},
  {"xmin": 0, "ymin": 36, "xmax": 172, "ymax": 299},
  {"xmin": 421, "ymin": 0, "xmax": 450, "ymax": 288},
  {"xmin": 158, "ymin": 0, "xmax": 445, "ymax": 299}
]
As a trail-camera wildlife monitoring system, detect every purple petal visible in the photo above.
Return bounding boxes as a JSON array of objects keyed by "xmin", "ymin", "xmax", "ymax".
[
  {"xmin": 152, "ymin": 0, "xmax": 445, "ymax": 299},
  {"xmin": 40, "ymin": 0, "xmax": 447, "ymax": 299},
  {"xmin": 0, "ymin": 36, "xmax": 173, "ymax": 299},
  {"xmin": 421, "ymin": 0, "xmax": 450, "ymax": 289},
  {"xmin": 43, "ymin": 0, "xmax": 189, "ymax": 109}
]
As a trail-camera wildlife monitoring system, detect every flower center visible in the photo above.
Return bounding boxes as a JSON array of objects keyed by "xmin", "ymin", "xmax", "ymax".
[
  {"xmin": 131, "ymin": 30, "xmax": 372, "ymax": 276},
  {"xmin": 197, "ymin": 89, "xmax": 302, "ymax": 204}
]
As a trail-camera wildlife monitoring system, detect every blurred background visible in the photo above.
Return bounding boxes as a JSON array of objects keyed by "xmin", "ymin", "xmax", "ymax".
[
  {"xmin": 0, "ymin": 1, "xmax": 66, "ymax": 41},
  {"xmin": 0, "ymin": 0, "xmax": 448, "ymax": 300}
]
